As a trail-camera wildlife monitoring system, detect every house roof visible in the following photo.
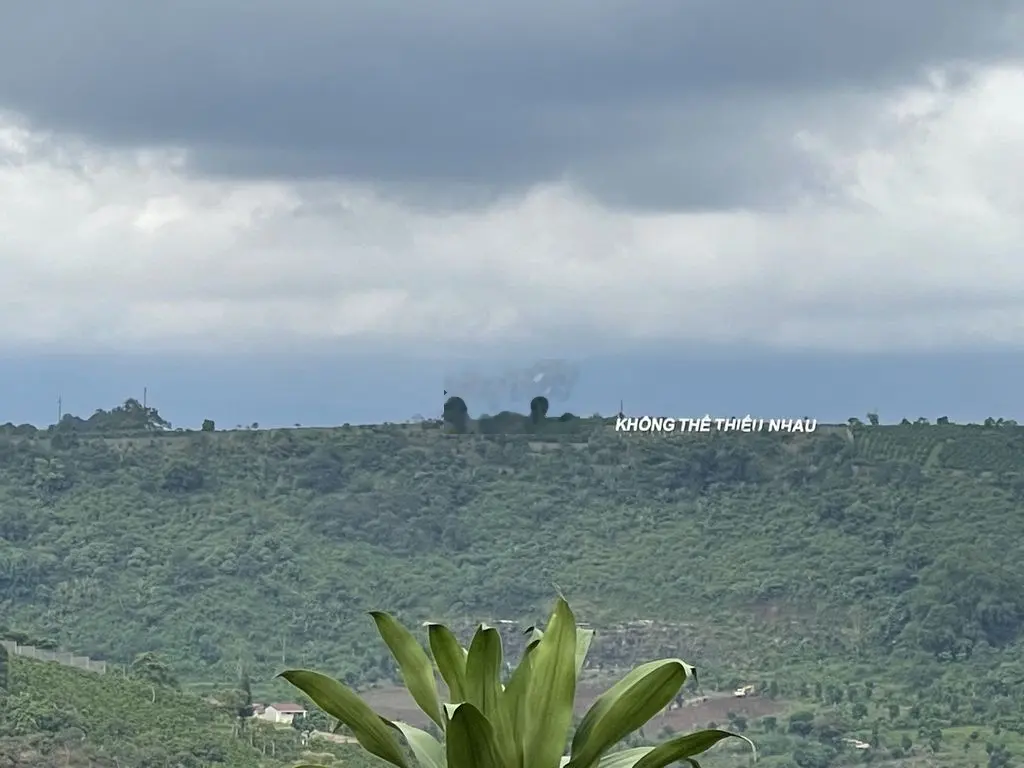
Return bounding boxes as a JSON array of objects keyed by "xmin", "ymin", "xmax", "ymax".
[{"xmin": 268, "ymin": 702, "xmax": 306, "ymax": 713}]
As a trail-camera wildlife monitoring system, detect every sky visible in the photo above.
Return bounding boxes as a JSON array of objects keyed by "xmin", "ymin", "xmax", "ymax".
[{"xmin": 1, "ymin": 1, "xmax": 1023, "ymax": 426}]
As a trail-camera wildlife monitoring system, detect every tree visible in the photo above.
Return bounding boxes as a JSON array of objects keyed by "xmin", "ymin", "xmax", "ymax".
[
  {"xmin": 0, "ymin": 643, "xmax": 8, "ymax": 694},
  {"xmin": 987, "ymin": 742, "xmax": 1011, "ymax": 768},
  {"xmin": 788, "ymin": 711, "xmax": 814, "ymax": 736},
  {"xmin": 292, "ymin": 706, "xmax": 331, "ymax": 734},
  {"xmin": 129, "ymin": 652, "xmax": 178, "ymax": 688},
  {"xmin": 279, "ymin": 597, "xmax": 753, "ymax": 768},
  {"xmin": 290, "ymin": 713, "xmax": 313, "ymax": 738},
  {"xmin": 727, "ymin": 713, "xmax": 747, "ymax": 732},
  {"xmin": 234, "ymin": 666, "xmax": 254, "ymax": 731},
  {"xmin": 201, "ymin": 419, "xmax": 215, "ymax": 432},
  {"xmin": 529, "ymin": 395, "xmax": 549, "ymax": 425},
  {"xmin": 107, "ymin": 398, "xmax": 170, "ymax": 432},
  {"xmin": 443, "ymin": 396, "xmax": 469, "ymax": 434},
  {"xmin": 867, "ymin": 412, "xmax": 879, "ymax": 426}
]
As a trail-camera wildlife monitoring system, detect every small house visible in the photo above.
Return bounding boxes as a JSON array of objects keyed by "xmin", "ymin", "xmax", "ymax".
[{"xmin": 263, "ymin": 702, "xmax": 306, "ymax": 725}]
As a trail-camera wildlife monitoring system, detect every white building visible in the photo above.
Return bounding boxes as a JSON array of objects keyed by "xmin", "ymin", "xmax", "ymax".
[{"xmin": 261, "ymin": 702, "xmax": 307, "ymax": 725}]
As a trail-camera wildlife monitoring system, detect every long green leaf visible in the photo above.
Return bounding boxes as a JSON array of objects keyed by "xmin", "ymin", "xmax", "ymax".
[
  {"xmin": 596, "ymin": 748, "xmax": 653, "ymax": 768},
  {"xmin": 594, "ymin": 747, "xmax": 709, "ymax": 768},
  {"xmin": 428, "ymin": 623, "xmax": 469, "ymax": 703},
  {"xmin": 572, "ymin": 658, "xmax": 692, "ymax": 741},
  {"xmin": 371, "ymin": 612, "xmax": 444, "ymax": 729},
  {"xmin": 522, "ymin": 597, "xmax": 578, "ymax": 768},
  {"xmin": 633, "ymin": 729, "xmax": 754, "ymax": 768},
  {"xmin": 278, "ymin": 669, "xmax": 408, "ymax": 768},
  {"xmin": 392, "ymin": 721, "xmax": 447, "ymax": 768},
  {"xmin": 575, "ymin": 628, "xmax": 595, "ymax": 679},
  {"xmin": 445, "ymin": 703, "xmax": 506, "ymax": 768},
  {"xmin": 567, "ymin": 660, "xmax": 690, "ymax": 768},
  {"xmin": 465, "ymin": 626, "xmax": 516, "ymax": 767},
  {"xmin": 502, "ymin": 634, "xmax": 540, "ymax": 768},
  {"xmin": 465, "ymin": 626, "xmax": 503, "ymax": 716}
]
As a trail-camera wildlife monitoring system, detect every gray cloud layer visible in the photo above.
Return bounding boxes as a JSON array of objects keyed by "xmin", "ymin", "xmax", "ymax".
[
  {"xmin": 1, "ymin": 1, "xmax": 1019, "ymax": 209},
  {"xmin": 2, "ymin": 1, "xmax": 1024, "ymax": 355}
]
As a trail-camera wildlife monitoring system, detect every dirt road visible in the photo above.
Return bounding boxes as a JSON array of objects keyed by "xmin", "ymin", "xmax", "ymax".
[
  {"xmin": 361, "ymin": 680, "xmax": 781, "ymax": 732},
  {"xmin": 311, "ymin": 730, "xmax": 358, "ymax": 744}
]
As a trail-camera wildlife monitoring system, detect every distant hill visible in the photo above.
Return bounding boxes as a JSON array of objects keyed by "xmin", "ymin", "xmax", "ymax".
[{"xmin": 2, "ymin": 412, "xmax": 1024, "ymax": 765}]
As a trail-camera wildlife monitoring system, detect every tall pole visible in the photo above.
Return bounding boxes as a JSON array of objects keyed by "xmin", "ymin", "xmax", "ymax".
[{"xmin": 57, "ymin": 395, "xmax": 62, "ymax": 423}]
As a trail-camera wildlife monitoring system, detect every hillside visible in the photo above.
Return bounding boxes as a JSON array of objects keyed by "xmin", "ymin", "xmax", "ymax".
[
  {"xmin": 0, "ymin": 648, "xmax": 374, "ymax": 768},
  {"xmin": 2, "ymin": 408, "xmax": 1024, "ymax": 765}
]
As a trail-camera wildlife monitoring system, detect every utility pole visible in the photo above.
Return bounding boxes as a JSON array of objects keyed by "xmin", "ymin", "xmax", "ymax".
[
  {"xmin": 143, "ymin": 387, "xmax": 147, "ymax": 408},
  {"xmin": 57, "ymin": 395, "xmax": 62, "ymax": 423}
]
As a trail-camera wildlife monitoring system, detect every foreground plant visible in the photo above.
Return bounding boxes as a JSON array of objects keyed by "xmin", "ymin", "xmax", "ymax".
[{"xmin": 279, "ymin": 597, "xmax": 755, "ymax": 768}]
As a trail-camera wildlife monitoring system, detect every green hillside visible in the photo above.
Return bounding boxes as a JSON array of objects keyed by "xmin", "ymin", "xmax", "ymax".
[
  {"xmin": 3, "ymin": 406, "xmax": 1024, "ymax": 766},
  {"xmin": 0, "ymin": 647, "xmax": 376, "ymax": 768}
]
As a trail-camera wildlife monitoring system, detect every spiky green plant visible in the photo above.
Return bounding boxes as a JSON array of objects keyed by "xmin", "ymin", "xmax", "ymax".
[{"xmin": 280, "ymin": 597, "xmax": 754, "ymax": 768}]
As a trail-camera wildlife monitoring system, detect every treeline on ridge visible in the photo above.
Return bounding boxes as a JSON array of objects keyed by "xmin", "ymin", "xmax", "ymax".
[
  {"xmin": 442, "ymin": 394, "xmax": 596, "ymax": 434},
  {"xmin": 1, "ymin": 395, "xmax": 1022, "ymax": 440}
]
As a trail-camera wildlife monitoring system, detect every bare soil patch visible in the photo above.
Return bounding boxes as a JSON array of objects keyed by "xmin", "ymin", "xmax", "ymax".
[
  {"xmin": 361, "ymin": 680, "xmax": 784, "ymax": 731},
  {"xmin": 656, "ymin": 694, "xmax": 781, "ymax": 732}
]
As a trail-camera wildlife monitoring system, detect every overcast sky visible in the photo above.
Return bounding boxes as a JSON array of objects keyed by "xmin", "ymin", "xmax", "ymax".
[
  {"xmin": 1, "ymin": 0, "xmax": 1021, "ymax": 354},
  {"xmin": 1, "ymin": 2, "xmax": 1023, "ymax": 423}
]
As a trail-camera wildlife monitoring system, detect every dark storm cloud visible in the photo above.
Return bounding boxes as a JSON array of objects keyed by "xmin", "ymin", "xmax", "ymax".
[{"xmin": 0, "ymin": 0, "xmax": 1019, "ymax": 209}]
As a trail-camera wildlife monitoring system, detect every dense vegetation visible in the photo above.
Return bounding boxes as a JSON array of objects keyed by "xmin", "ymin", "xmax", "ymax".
[
  {"xmin": 2, "ymin": 401, "xmax": 1024, "ymax": 766},
  {"xmin": 0, "ymin": 649, "xmax": 379, "ymax": 767}
]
